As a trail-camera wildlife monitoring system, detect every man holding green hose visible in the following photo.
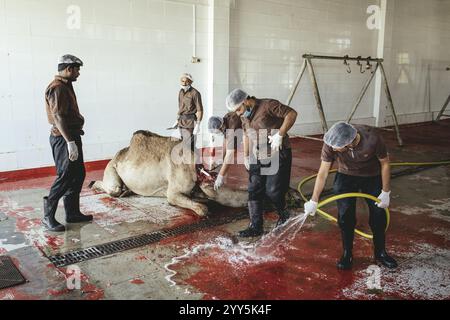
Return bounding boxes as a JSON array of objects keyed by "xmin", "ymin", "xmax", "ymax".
[{"xmin": 304, "ymin": 121, "xmax": 397, "ymax": 270}]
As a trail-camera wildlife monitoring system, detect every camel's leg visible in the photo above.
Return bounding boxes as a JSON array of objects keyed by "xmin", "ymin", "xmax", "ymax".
[
  {"xmin": 166, "ymin": 190, "xmax": 208, "ymax": 216},
  {"xmin": 199, "ymin": 184, "xmax": 248, "ymax": 208},
  {"xmin": 91, "ymin": 160, "xmax": 123, "ymax": 197}
]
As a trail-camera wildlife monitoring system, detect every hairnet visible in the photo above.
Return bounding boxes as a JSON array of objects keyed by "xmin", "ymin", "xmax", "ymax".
[
  {"xmin": 180, "ymin": 73, "xmax": 193, "ymax": 82},
  {"xmin": 323, "ymin": 121, "xmax": 357, "ymax": 148},
  {"xmin": 58, "ymin": 54, "xmax": 83, "ymax": 66},
  {"xmin": 226, "ymin": 89, "xmax": 248, "ymax": 112},
  {"xmin": 208, "ymin": 116, "xmax": 224, "ymax": 133}
]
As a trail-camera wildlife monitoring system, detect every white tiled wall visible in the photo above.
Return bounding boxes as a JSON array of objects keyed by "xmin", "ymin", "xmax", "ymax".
[
  {"xmin": 228, "ymin": 0, "xmax": 450, "ymax": 131},
  {"xmin": 0, "ymin": 0, "xmax": 211, "ymax": 171},
  {"xmin": 1, "ymin": 0, "xmax": 449, "ymax": 172},
  {"xmin": 228, "ymin": 0, "xmax": 382, "ymax": 133},
  {"xmin": 383, "ymin": 0, "xmax": 450, "ymax": 125}
]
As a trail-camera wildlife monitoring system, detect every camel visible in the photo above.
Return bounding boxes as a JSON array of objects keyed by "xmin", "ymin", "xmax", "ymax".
[{"xmin": 90, "ymin": 130, "xmax": 248, "ymax": 216}]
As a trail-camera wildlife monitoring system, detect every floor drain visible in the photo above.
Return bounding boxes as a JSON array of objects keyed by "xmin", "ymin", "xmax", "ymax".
[
  {"xmin": 0, "ymin": 256, "xmax": 27, "ymax": 290},
  {"xmin": 48, "ymin": 211, "xmax": 248, "ymax": 268},
  {"xmin": 48, "ymin": 162, "xmax": 449, "ymax": 268}
]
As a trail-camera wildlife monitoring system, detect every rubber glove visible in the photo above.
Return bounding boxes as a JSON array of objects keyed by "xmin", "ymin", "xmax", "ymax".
[
  {"xmin": 193, "ymin": 122, "xmax": 200, "ymax": 135},
  {"xmin": 67, "ymin": 141, "xmax": 79, "ymax": 162},
  {"xmin": 244, "ymin": 156, "xmax": 250, "ymax": 171},
  {"xmin": 268, "ymin": 132, "xmax": 283, "ymax": 151},
  {"xmin": 214, "ymin": 174, "xmax": 224, "ymax": 191},
  {"xmin": 304, "ymin": 200, "xmax": 318, "ymax": 216},
  {"xmin": 376, "ymin": 190, "xmax": 390, "ymax": 209}
]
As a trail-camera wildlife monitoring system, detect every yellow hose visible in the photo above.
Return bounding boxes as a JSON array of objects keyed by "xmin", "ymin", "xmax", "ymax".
[{"xmin": 297, "ymin": 161, "xmax": 450, "ymax": 239}]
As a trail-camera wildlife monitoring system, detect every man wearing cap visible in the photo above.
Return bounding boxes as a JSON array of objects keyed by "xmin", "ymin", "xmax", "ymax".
[
  {"xmin": 172, "ymin": 73, "xmax": 203, "ymax": 155},
  {"xmin": 225, "ymin": 89, "xmax": 298, "ymax": 237},
  {"xmin": 207, "ymin": 113, "xmax": 243, "ymax": 191},
  {"xmin": 304, "ymin": 121, "xmax": 397, "ymax": 269},
  {"xmin": 43, "ymin": 54, "xmax": 93, "ymax": 232}
]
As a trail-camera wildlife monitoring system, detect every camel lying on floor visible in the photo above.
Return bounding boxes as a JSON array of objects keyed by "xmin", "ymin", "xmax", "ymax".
[{"xmin": 90, "ymin": 130, "xmax": 248, "ymax": 216}]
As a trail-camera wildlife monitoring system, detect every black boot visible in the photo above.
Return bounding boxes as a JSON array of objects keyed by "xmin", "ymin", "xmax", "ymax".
[
  {"xmin": 337, "ymin": 229, "xmax": 354, "ymax": 270},
  {"xmin": 239, "ymin": 201, "xmax": 264, "ymax": 237},
  {"xmin": 64, "ymin": 194, "xmax": 93, "ymax": 223},
  {"xmin": 373, "ymin": 231, "xmax": 398, "ymax": 269},
  {"xmin": 275, "ymin": 209, "xmax": 290, "ymax": 228},
  {"xmin": 42, "ymin": 197, "xmax": 65, "ymax": 232}
]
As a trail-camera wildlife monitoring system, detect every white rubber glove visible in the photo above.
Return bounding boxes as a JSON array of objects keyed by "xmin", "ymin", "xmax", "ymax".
[
  {"xmin": 376, "ymin": 190, "xmax": 391, "ymax": 209},
  {"xmin": 268, "ymin": 132, "xmax": 283, "ymax": 151},
  {"xmin": 304, "ymin": 200, "xmax": 318, "ymax": 216},
  {"xmin": 244, "ymin": 156, "xmax": 250, "ymax": 171},
  {"xmin": 67, "ymin": 141, "xmax": 79, "ymax": 162},
  {"xmin": 214, "ymin": 174, "xmax": 224, "ymax": 191},
  {"xmin": 193, "ymin": 122, "xmax": 200, "ymax": 135}
]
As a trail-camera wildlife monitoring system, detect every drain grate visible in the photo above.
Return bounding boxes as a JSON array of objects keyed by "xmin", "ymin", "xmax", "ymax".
[
  {"xmin": 0, "ymin": 256, "xmax": 27, "ymax": 290},
  {"xmin": 49, "ymin": 162, "xmax": 449, "ymax": 268},
  {"xmin": 48, "ymin": 211, "xmax": 248, "ymax": 268}
]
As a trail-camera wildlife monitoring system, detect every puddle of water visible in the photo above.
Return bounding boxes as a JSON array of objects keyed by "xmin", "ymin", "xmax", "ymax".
[{"xmin": 164, "ymin": 212, "xmax": 309, "ymax": 286}]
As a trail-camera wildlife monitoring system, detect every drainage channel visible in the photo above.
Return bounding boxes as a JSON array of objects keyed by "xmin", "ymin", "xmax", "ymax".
[
  {"xmin": 48, "ymin": 211, "xmax": 248, "ymax": 268},
  {"xmin": 48, "ymin": 163, "xmax": 446, "ymax": 268}
]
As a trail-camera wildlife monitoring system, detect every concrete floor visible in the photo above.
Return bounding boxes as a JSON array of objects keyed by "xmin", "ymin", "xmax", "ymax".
[{"xmin": 0, "ymin": 121, "xmax": 449, "ymax": 300}]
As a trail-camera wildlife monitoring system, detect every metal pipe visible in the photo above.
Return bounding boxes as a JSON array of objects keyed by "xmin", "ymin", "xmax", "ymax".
[
  {"xmin": 290, "ymin": 134, "xmax": 324, "ymax": 142},
  {"xmin": 379, "ymin": 63, "xmax": 403, "ymax": 146},
  {"xmin": 286, "ymin": 59, "xmax": 307, "ymax": 106},
  {"xmin": 193, "ymin": 4, "xmax": 196, "ymax": 58},
  {"xmin": 435, "ymin": 67, "xmax": 450, "ymax": 121},
  {"xmin": 306, "ymin": 58, "xmax": 328, "ymax": 133},
  {"xmin": 347, "ymin": 63, "xmax": 379, "ymax": 122},
  {"xmin": 303, "ymin": 53, "xmax": 383, "ymax": 63},
  {"xmin": 435, "ymin": 94, "xmax": 450, "ymax": 121}
]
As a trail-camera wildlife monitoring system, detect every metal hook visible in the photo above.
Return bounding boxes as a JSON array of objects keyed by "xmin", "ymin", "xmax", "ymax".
[
  {"xmin": 343, "ymin": 55, "xmax": 351, "ymax": 73},
  {"xmin": 366, "ymin": 57, "xmax": 373, "ymax": 73},
  {"xmin": 346, "ymin": 63, "xmax": 352, "ymax": 73},
  {"xmin": 356, "ymin": 56, "xmax": 365, "ymax": 73}
]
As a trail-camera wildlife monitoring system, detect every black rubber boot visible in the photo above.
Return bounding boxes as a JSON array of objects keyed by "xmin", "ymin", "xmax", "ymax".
[
  {"xmin": 64, "ymin": 194, "xmax": 93, "ymax": 223},
  {"xmin": 275, "ymin": 209, "xmax": 290, "ymax": 228},
  {"xmin": 42, "ymin": 197, "xmax": 65, "ymax": 232},
  {"xmin": 239, "ymin": 201, "xmax": 264, "ymax": 237},
  {"xmin": 337, "ymin": 229, "xmax": 354, "ymax": 270},
  {"xmin": 373, "ymin": 231, "xmax": 398, "ymax": 269}
]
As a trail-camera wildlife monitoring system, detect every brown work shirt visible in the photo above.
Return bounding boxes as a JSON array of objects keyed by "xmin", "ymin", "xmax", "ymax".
[
  {"xmin": 241, "ymin": 98, "xmax": 294, "ymax": 158},
  {"xmin": 178, "ymin": 87, "xmax": 203, "ymax": 129},
  {"xmin": 45, "ymin": 76, "xmax": 84, "ymax": 137},
  {"xmin": 321, "ymin": 124, "xmax": 388, "ymax": 177},
  {"xmin": 223, "ymin": 112, "xmax": 243, "ymax": 151}
]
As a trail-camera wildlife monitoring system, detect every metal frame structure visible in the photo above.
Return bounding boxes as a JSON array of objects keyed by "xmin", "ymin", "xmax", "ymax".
[
  {"xmin": 434, "ymin": 67, "xmax": 450, "ymax": 122},
  {"xmin": 287, "ymin": 53, "xmax": 403, "ymax": 146}
]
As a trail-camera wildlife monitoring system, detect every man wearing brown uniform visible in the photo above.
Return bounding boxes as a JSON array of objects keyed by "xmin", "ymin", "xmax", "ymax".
[
  {"xmin": 43, "ymin": 54, "xmax": 93, "ymax": 232},
  {"xmin": 304, "ymin": 122, "xmax": 397, "ymax": 269},
  {"xmin": 176, "ymin": 73, "xmax": 203, "ymax": 158},
  {"xmin": 225, "ymin": 89, "xmax": 298, "ymax": 237},
  {"xmin": 207, "ymin": 112, "xmax": 243, "ymax": 190}
]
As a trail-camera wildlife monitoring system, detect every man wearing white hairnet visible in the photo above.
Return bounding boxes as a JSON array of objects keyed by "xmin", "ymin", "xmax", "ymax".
[
  {"xmin": 304, "ymin": 121, "xmax": 397, "ymax": 269},
  {"xmin": 225, "ymin": 89, "xmax": 298, "ymax": 237},
  {"xmin": 43, "ymin": 54, "xmax": 93, "ymax": 232},
  {"xmin": 207, "ymin": 113, "xmax": 243, "ymax": 191},
  {"xmin": 171, "ymin": 73, "xmax": 204, "ymax": 167}
]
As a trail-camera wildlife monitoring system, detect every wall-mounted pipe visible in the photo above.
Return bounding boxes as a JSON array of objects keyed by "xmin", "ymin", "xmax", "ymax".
[{"xmin": 193, "ymin": 4, "xmax": 196, "ymax": 58}]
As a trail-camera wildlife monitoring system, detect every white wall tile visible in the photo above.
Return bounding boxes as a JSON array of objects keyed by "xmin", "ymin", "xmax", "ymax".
[
  {"xmin": 0, "ymin": 0, "xmax": 209, "ymax": 171},
  {"xmin": 0, "ymin": 152, "xmax": 17, "ymax": 171},
  {"xmin": 1, "ymin": 0, "xmax": 449, "ymax": 171},
  {"xmin": 384, "ymin": 0, "xmax": 450, "ymax": 118}
]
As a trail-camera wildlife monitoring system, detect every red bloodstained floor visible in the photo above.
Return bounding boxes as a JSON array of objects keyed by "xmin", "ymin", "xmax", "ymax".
[
  {"xmin": 162, "ymin": 121, "xmax": 450, "ymax": 300},
  {"xmin": 0, "ymin": 120, "xmax": 449, "ymax": 300}
]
